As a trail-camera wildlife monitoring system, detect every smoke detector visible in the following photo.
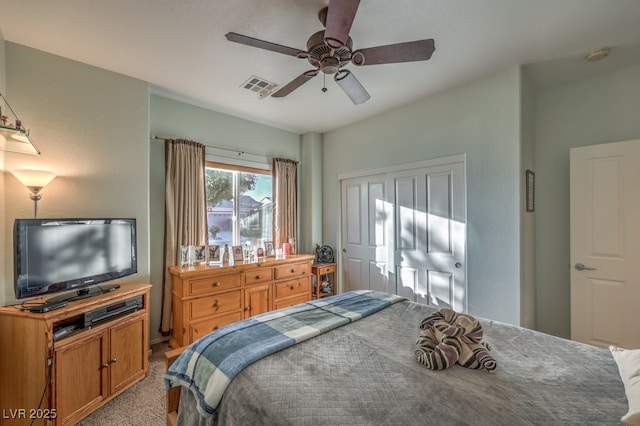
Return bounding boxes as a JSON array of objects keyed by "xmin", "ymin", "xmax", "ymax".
[
  {"xmin": 585, "ymin": 47, "xmax": 611, "ymax": 62},
  {"xmin": 241, "ymin": 75, "xmax": 278, "ymax": 99}
]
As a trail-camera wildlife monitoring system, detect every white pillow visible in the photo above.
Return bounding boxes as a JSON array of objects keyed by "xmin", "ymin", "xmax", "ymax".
[{"xmin": 610, "ymin": 346, "xmax": 640, "ymax": 425}]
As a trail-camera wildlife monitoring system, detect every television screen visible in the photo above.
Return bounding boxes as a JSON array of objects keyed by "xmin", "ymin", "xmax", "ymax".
[{"xmin": 14, "ymin": 218, "xmax": 137, "ymax": 300}]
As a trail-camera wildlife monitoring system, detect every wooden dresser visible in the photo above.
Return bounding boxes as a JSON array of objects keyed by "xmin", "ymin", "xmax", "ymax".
[{"xmin": 169, "ymin": 254, "xmax": 315, "ymax": 348}]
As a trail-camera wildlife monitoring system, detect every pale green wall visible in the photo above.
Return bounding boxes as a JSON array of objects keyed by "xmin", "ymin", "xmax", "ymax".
[
  {"xmin": 300, "ymin": 132, "xmax": 323, "ymax": 254},
  {"xmin": 148, "ymin": 95, "xmax": 305, "ymax": 335},
  {"xmin": 0, "ymin": 44, "xmax": 305, "ymax": 346},
  {"xmin": 520, "ymin": 70, "xmax": 536, "ymax": 329},
  {"xmin": 1, "ymin": 43, "xmax": 153, "ymax": 336},
  {"xmin": 323, "ymin": 67, "xmax": 523, "ymax": 325},
  {"xmin": 3, "ymin": 35, "xmax": 638, "ymax": 342},
  {"xmin": 534, "ymin": 63, "xmax": 640, "ymax": 338},
  {"xmin": 148, "ymin": 97, "xmax": 304, "ymax": 262},
  {"xmin": 150, "ymin": 95, "xmax": 300, "ymax": 163}
]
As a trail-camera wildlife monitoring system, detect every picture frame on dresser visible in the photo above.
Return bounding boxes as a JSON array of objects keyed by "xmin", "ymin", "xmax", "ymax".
[
  {"xmin": 232, "ymin": 245, "xmax": 244, "ymax": 262},
  {"xmin": 208, "ymin": 245, "xmax": 221, "ymax": 264},
  {"xmin": 264, "ymin": 240, "xmax": 275, "ymax": 257},
  {"xmin": 193, "ymin": 245, "xmax": 206, "ymax": 263},
  {"xmin": 180, "ymin": 245, "xmax": 191, "ymax": 266}
]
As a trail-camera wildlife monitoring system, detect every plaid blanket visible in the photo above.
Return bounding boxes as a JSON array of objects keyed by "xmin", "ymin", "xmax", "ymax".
[{"xmin": 163, "ymin": 290, "xmax": 405, "ymax": 418}]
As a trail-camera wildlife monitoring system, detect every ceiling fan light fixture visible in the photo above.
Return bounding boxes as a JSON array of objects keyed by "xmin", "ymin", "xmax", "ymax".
[{"xmin": 335, "ymin": 70, "xmax": 370, "ymax": 105}]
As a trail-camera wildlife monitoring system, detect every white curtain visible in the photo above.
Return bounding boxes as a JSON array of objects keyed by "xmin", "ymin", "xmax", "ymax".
[{"xmin": 160, "ymin": 139, "xmax": 207, "ymax": 335}]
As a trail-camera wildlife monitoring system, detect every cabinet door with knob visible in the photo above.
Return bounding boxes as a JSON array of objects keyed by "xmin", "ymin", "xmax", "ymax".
[
  {"xmin": 54, "ymin": 329, "xmax": 108, "ymax": 425},
  {"xmin": 53, "ymin": 310, "xmax": 147, "ymax": 425},
  {"xmin": 244, "ymin": 283, "xmax": 271, "ymax": 319},
  {"xmin": 108, "ymin": 313, "xmax": 147, "ymax": 395}
]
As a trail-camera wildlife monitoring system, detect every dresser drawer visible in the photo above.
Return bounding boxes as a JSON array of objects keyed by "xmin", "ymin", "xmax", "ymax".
[
  {"xmin": 189, "ymin": 274, "xmax": 241, "ymax": 296},
  {"xmin": 190, "ymin": 311, "xmax": 243, "ymax": 342},
  {"xmin": 243, "ymin": 268, "xmax": 273, "ymax": 285},
  {"xmin": 314, "ymin": 264, "xmax": 336, "ymax": 276},
  {"xmin": 274, "ymin": 277, "xmax": 309, "ymax": 300},
  {"xmin": 274, "ymin": 293, "xmax": 308, "ymax": 311},
  {"xmin": 190, "ymin": 290, "xmax": 242, "ymax": 320},
  {"xmin": 275, "ymin": 262, "xmax": 310, "ymax": 280}
]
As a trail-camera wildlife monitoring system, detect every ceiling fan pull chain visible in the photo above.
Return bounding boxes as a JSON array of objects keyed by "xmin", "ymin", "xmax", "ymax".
[{"xmin": 322, "ymin": 73, "xmax": 327, "ymax": 93}]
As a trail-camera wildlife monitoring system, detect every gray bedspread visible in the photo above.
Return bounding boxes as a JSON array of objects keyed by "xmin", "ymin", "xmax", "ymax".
[{"xmin": 178, "ymin": 299, "xmax": 627, "ymax": 425}]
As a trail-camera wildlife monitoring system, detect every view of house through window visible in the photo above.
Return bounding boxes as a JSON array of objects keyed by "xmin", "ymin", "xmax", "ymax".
[{"xmin": 205, "ymin": 162, "xmax": 272, "ymax": 249}]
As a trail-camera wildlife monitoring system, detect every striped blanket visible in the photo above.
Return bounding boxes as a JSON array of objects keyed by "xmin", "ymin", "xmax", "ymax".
[{"xmin": 164, "ymin": 290, "xmax": 405, "ymax": 418}]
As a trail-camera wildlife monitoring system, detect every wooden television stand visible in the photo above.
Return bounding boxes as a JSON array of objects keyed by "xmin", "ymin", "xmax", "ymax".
[{"xmin": 0, "ymin": 283, "xmax": 151, "ymax": 425}]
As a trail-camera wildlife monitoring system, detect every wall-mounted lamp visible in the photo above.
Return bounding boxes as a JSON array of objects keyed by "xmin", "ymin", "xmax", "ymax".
[{"xmin": 11, "ymin": 169, "xmax": 57, "ymax": 218}]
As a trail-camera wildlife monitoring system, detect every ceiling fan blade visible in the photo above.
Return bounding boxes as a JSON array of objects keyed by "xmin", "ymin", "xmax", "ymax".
[
  {"xmin": 225, "ymin": 32, "xmax": 305, "ymax": 57},
  {"xmin": 351, "ymin": 39, "xmax": 435, "ymax": 66},
  {"xmin": 271, "ymin": 70, "xmax": 319, "ymax": 98},
  {"xmin": 324, "ymin": 0, "xmax": 360, "ymax": 49},
  {"xmin": 334, "ymin": 70, "xmax": 370, "ymax": 105}
]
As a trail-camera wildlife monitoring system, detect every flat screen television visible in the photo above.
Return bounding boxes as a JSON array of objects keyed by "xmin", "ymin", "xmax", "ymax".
[{"xmin": 14, "ymin": 218, "xmax": 137, "ymax": 303}]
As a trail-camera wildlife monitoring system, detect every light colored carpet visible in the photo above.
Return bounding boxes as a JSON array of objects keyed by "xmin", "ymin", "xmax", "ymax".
[{"xmin": 77, "ymin": 343, "xmax": 167, "ymax": 425}]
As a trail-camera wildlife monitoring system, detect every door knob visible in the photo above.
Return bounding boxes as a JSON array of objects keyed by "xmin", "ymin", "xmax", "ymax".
[
  {"xmin": 574, "ymin": 263, "xmax": 596, "ymax": 271},
  {"xmin": 454, "ymin": 262, "xmax": 462, "ymax": 269}
]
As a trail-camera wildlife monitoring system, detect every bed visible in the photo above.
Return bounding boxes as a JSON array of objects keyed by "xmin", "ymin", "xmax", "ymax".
[{"xmin": 164, "ymin": 290, "xmax": 635, "ymax": 425}]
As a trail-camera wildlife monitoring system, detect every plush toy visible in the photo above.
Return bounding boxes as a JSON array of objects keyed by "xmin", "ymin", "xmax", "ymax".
[{"xmin": 415, "ymin": 308, "xmax": 497, "ymax": 373}]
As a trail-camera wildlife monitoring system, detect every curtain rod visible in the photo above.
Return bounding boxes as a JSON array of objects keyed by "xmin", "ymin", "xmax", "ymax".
[{"xmin": 151, "ymin": 135, "xmax": 269, "ymax": 159}]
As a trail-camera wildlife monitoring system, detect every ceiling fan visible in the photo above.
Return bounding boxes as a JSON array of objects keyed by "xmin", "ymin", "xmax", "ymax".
[{"xmin": 225, "ymin": 0, "xmax": 435, "ymax": 105}]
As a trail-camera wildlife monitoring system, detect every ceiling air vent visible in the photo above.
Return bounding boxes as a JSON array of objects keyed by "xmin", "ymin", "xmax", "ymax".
[{"xmin": 241, "ymin": 75, "xmax": 278, "ymax": 99}]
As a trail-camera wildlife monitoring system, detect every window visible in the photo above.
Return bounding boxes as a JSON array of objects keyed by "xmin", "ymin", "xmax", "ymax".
[{"xmin": 205, "ymin": 162, "xmax": 272, "ymax": 248}]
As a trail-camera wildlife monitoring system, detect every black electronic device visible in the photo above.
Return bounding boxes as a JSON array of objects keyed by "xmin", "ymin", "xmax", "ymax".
[
  {"xmin": 83, "ymin": 295, "xmax": 143, "ymax": 328},
  {"xmin": 28, "ymin": 300, "xmax": 68, "ymax": 313},
  {"xmin": 53, "ymin": 324, "xmax": 78, "ymax": 341},
  {"xmin": 13, "ymin": 218, "xmax": 137, "ymax": 302},
  {"xmin": 315, "ymin": 244, "xmax": 335, "ymax": 263}
]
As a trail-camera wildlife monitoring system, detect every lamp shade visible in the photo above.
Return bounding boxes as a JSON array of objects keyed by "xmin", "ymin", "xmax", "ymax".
[{"xmin": 11, "ymin": 169, "xmax": 57, "ymax": 193}]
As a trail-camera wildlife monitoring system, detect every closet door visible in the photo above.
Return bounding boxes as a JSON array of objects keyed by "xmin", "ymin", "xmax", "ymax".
[
  {"xmin": 390, "ymin": 161, "xmax": 466, "ymax": 310},
  {"xmin": 340, "ymin": 157, "xmax": 466, "ymax": 311}
]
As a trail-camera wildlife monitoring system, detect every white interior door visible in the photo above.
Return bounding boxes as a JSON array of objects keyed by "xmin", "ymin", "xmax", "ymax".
[
  {"xmin": 570, "ymin": 139, "xmax": 640, "ymax": 349},
  {"xmin": 340, "ymin": 157, "xmax": 466, "ymax": 311},
  {"xmin": 341, "ymin": 174, "xmax": 392, "ymax": 293}
]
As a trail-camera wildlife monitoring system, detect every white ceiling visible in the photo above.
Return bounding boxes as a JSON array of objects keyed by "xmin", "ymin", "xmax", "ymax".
[{"xmin": 1, "ymin": 0, "xmax": 639, "ymax": 134}]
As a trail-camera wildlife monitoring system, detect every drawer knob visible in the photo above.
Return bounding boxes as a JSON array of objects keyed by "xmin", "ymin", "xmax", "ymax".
[
  {"xmin": 214, "ymin": 326, "xmax": 219, "ymax": 331},
  {"xmin": 256, "ymin": 275, "xmax": 261, "ymax": 279},
  {"xmin": 290, "ymin": 269, "xmax": 295, "ymax": 273},
  {"xmin": 290, "ymin": 285, "xmax": 295, "ymax": 290},
  {"xmin": 111, "ymin": 358, "xmax": 118, "ymax": 364},
  {"xmin": 213, "ymin": 282, "xmax": 221, "ymax": 287},
  {"xmin": 244, "ymin": 306, "xmax": 251, "ymax": 311},
  {"xmin": 213, "ymin": 300, "xmax": 220, "ymax": 308},
  {"xmin": 102, "ymin": 363, "xmax": 110, "ymax": 368}
]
